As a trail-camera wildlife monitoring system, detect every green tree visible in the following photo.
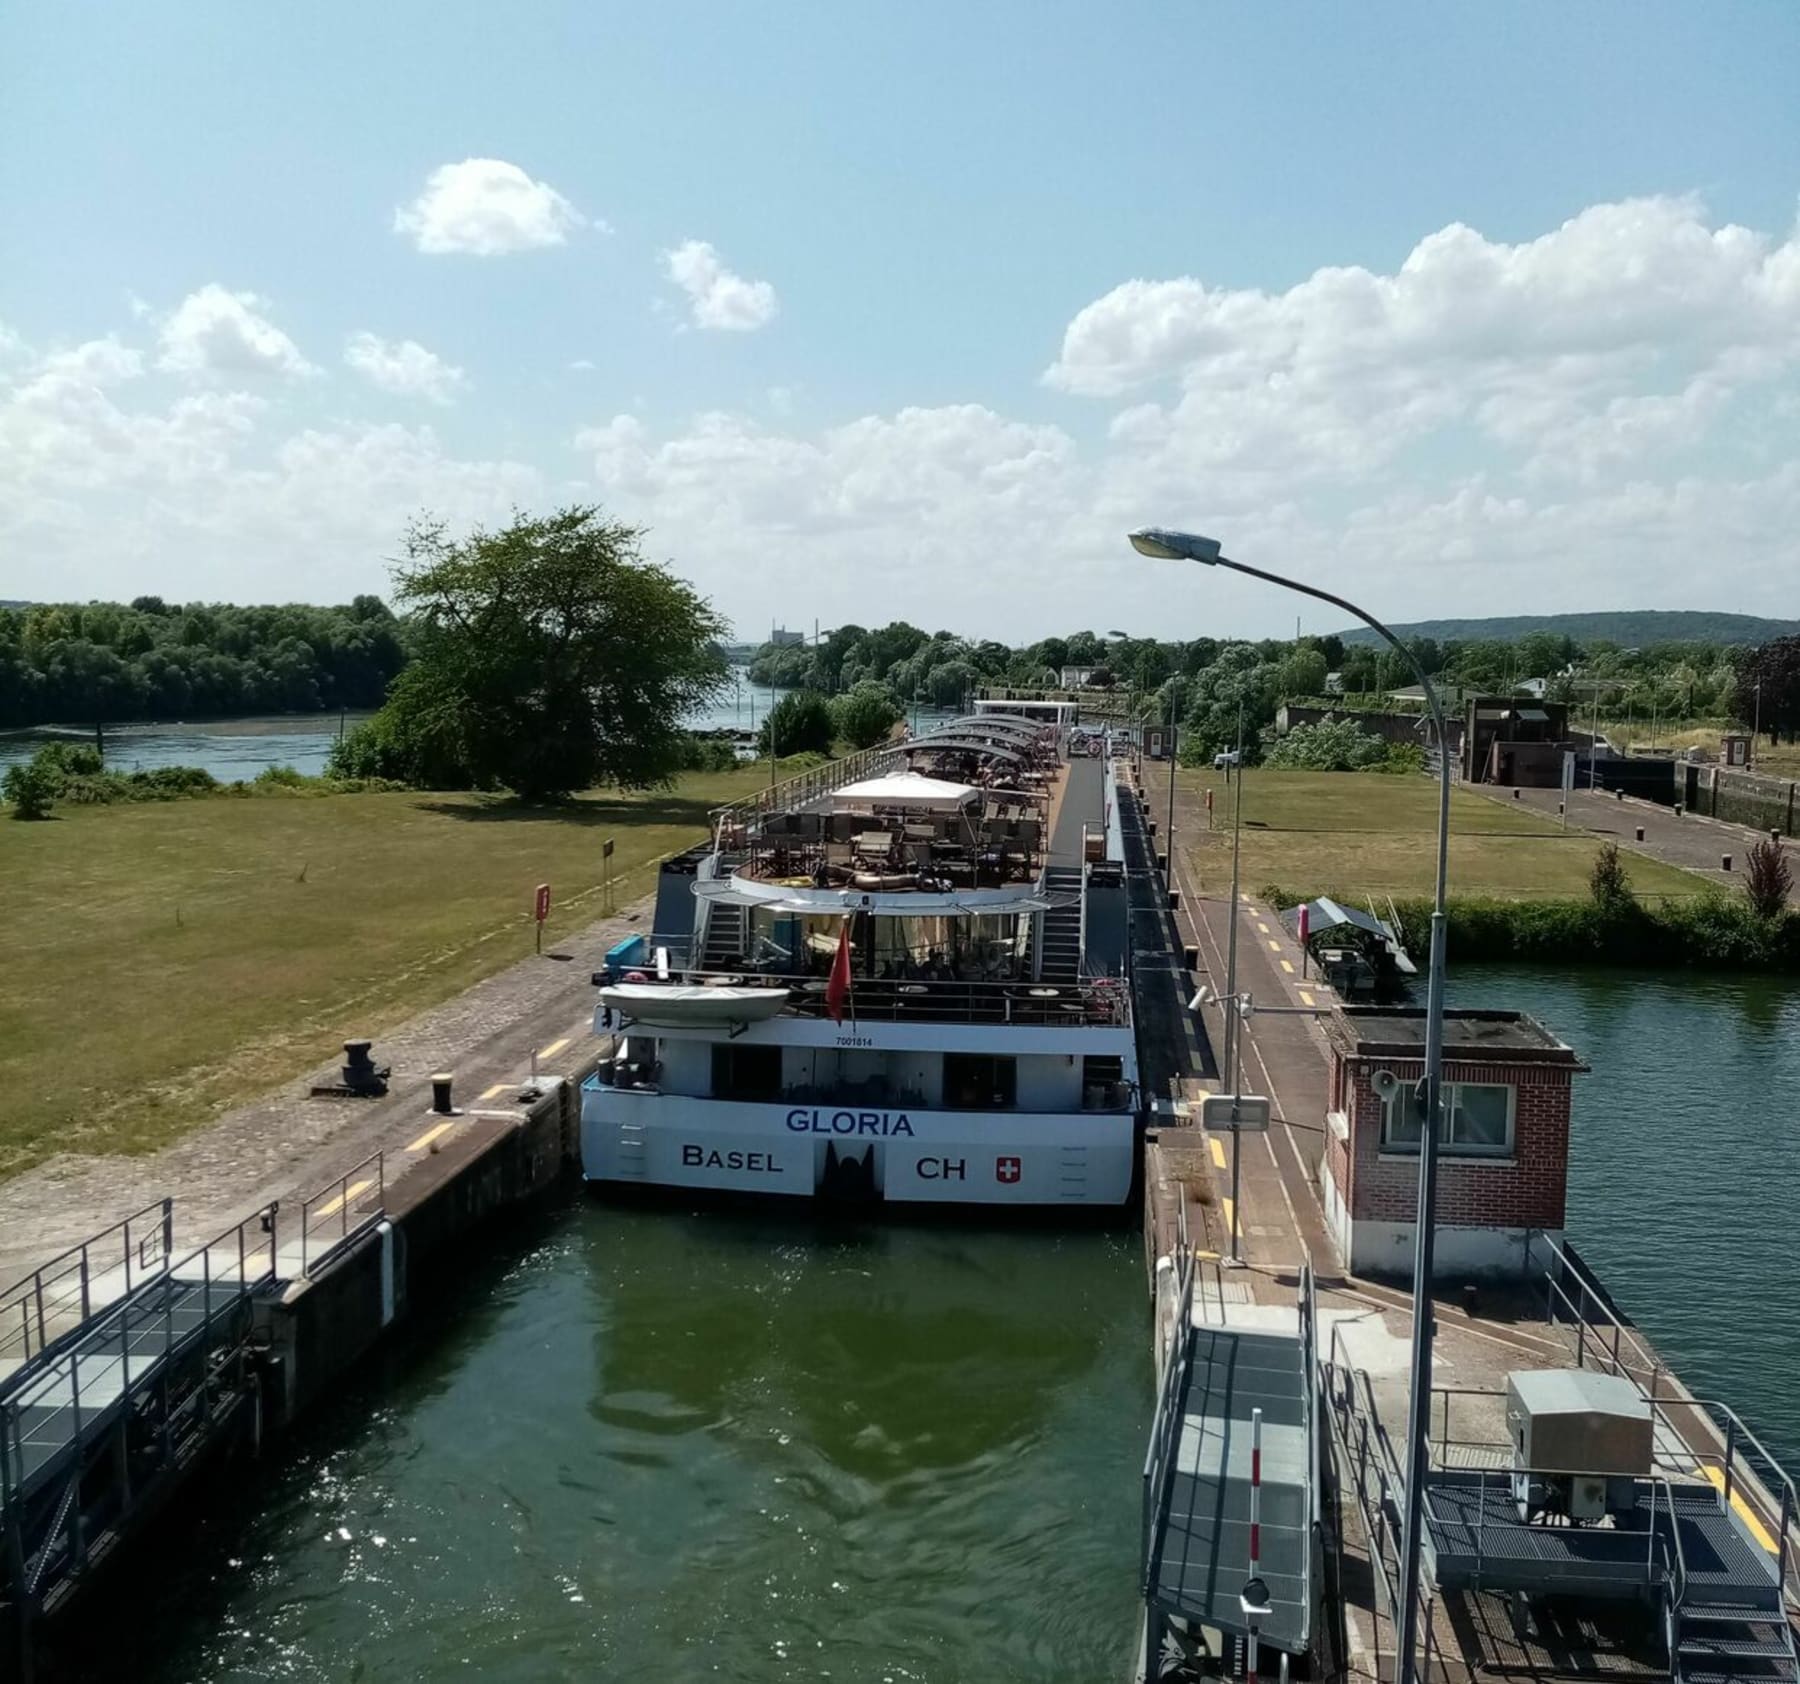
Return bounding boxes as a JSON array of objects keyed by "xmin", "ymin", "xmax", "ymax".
[
  {"xmin": 1263, "ymin": 718, "xmax": 1388, "ymax": 771},
  {"xmin": 1734, "ymin": 637, "xmax": 1800, "ymax": 745},
  {"xmin": 759, "ymin": 689, "xmax": 835, "ymax": 757},
  {"xmin": 832, "ymin": 682, "xmax": 902, "ymax": 749},
  {"xmin": 343, "ymin": 507, "xmax": 725, "ymax": 798}
]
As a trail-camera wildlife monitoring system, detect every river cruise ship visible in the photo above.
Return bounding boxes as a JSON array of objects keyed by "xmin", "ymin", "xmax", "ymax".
[{"xmin": 579, "ymin": 713, "xmax": 1139, "ymax": 1206}]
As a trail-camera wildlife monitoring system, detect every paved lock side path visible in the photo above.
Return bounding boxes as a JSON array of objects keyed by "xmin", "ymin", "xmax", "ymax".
[{"xmin": 0, "ymin": 898, "xmax": 651, "ymax": 1288}]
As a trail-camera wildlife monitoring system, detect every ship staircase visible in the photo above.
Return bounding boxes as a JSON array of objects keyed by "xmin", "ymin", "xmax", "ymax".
[
  {"xmin": 1034, "ymin": 865, "xmax": 1086, "ymax": 983},
  {"xmin": 697, "ymin": 852, "xmax": 748, "ymax": 970},
  {"xmin": 1142, "ymin": 1256, "xmax": 1322, "ymax": 1678},
  {"xmin": 1, "ymin": 1200, "xmax": 281, "ymax": 1669}
]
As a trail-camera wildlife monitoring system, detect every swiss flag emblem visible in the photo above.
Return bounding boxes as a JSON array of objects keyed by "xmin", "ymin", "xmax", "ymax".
[{"xmin": 995, "ymin": 1156, "xmax": 1022, "ymax": 1184}]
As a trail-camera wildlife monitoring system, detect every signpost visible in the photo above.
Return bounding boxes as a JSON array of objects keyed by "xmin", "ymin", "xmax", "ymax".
[
  {"xmin": 602, "ymin": 836, "xmax": 616, "ymax": 913},
  {"xmin": 1560, "ymin": 749, "xmax": 1576, "ymax": 832},
  {"xmin": 534, "ymin": 882, "xmax": 551, "ymax": 953},
  {"xmin": 1201, "ymin": 1091, "xmax": 1271, "ymax": 1264}
]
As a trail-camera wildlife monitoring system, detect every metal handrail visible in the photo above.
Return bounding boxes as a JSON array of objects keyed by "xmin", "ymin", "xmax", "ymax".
[
  {"xmin": 1324, "ymin": 1326, "xmax": 1409, "ymax": 1625},
  {"xmin": 0, "ymin": 1199, "xmax": 174, "ymax": 1375},
  {"xmin": 1142, "ymin": 1247, "xmax": 1196, "ymax": 1592},
  {"xmin": 1525, "ymin": 1230, "xmax": 1667, "ymax": 1394},
  {"xmin": 606, "ymin": 967, "xmax": 1131, "ymax": 1028},
  {"xmin": 1665, "ymin": 1395, "xmax": 1800, "ymax": 1608},
  {"xmin": 1, "ymin": 1204, "xmax": 277, "ymax": 1509},
  {"xmin": 298, "ymin": 1151, "xmax": 386, "ymax": 1278},
  {"xmin": 711, "ymin": 744, "xmax": 905, "ymax": 836}
]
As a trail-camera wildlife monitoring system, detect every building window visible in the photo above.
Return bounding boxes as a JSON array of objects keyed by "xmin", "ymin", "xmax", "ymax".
[
  {"xmin": 943, "ymin": 1053, "xmax": 1016, "ymax": 1110},
  {"xmin": 1382, "ymin": 1081, "xmax": 1514, "ymax": 1155}
]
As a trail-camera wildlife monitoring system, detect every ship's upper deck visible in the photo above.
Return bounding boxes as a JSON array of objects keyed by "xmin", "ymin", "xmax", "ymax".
[{"xmin": 716, "ymin": 712, "xmax": 1075, "ymax": 901}]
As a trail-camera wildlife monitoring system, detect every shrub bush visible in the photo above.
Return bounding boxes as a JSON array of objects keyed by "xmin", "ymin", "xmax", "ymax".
[{"xmin": 3, "ymin": 760, "xmax": 58, "ymax": 819}]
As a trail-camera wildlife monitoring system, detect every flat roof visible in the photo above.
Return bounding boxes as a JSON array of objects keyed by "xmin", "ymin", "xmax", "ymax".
[{"xmin": 1327, "ymin": 1007, "xmax": 1584, "ymax": 1064}]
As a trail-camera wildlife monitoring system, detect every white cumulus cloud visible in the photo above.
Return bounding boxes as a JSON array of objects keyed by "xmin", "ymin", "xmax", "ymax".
[
  {"xmin": 662, "ymin": 241, "xmax": 779, "ymax": 332},
  {"xmin": 394, "ymin": 158, "xmax": 588, "ymax": 256},
  {"xmin": 344, "ymin": 332, "xmax": 467, "ymax": 403},
  {"xmin": 157, "ymin": 285, "xmax": 315, "ymax": 381}
]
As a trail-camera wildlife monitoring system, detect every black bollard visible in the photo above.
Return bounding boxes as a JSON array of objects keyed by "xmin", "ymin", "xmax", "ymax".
[
  {"xmin": 1636, "ymin": 827, "xmax": 1645, "ymax": 842},
  {"xmin": 431, "ymin": 1073, "xmax": 454, "ymax": 1114}
]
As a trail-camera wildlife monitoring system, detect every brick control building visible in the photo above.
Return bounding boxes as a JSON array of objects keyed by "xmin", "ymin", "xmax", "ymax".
[{"xmin": 1320, "ymin": 1007, "xmax": 1588, "ymax": 1279}]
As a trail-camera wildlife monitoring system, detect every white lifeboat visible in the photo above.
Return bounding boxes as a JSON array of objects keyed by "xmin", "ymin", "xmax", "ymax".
[{"xmin": 600, "ymin": 983, "xmax": 790, "ymax": 1029}]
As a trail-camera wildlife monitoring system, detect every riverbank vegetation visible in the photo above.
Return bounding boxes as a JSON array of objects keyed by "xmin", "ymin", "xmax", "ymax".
[
  {"xmin": 0, "ymin": 595, "xmax": 406, "ymax": 728},
  {"xmin": 0, "ymin": 764, "xmax": 775, "ymax": 1178},
  {"xmin": 1228, "ymin": 772, "xmax": 1800, "ymax": 972}
]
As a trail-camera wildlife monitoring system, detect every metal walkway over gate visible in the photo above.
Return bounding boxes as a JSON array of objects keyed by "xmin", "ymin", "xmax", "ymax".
[
  {"xmin": 1143, "ymin": 1260, "xmax": 1321, "ymax": 1673},
  {"xmin": 1, "ymin": 1204, "xmax": 281, "ymax": 1652}
]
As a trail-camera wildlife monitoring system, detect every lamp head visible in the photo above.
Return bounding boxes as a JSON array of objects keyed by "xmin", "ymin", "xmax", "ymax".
[{"xmin": 1129, "ymin": 527, "xmax": 1223, "ymax": 563}]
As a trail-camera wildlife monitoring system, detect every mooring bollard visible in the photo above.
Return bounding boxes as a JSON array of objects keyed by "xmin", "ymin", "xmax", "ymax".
[
  {"xmin": 1183, "ymin": 944, "xmax": 1199, "ymax": 972},
  {"xmin": 1636, "ymin": 827, "xmax": 1645, "ymax": 842},
  {"xmin": 1675, "ymin": 803, "xmax": 1684, "ymax": 817},
  {"xmin": 1722, "ymin": 854, "xmax": 1732, "ymax": 872},
  {"xmin": 1615, "ymin": 788, "xmax": 1624, "ymax": 801},
  {"xmin": 1157, "ymin": 851, "xmax": 1169, "ymax": 872},
  {"xmin": 1512, "ymin": 789, "xmax": 1521, "ymax": 800},
  {"xmin": 1167, "ymin": 890, "xmax": 1181, "ymax": 911},
  {"xmin": 431, "ymin": 1073, "xmax": 454, "ymax": 1114}
]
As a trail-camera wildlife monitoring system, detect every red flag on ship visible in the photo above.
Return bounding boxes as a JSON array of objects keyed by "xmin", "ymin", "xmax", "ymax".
[{"xmin": 825, "ymin": 920, "xmax": 854, "ymax": 1024}]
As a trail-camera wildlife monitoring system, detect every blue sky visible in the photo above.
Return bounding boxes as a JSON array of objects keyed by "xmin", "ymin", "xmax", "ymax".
[{"xmin": 4, "ymin": 2, "xmax": 1798, "ymax": 639}]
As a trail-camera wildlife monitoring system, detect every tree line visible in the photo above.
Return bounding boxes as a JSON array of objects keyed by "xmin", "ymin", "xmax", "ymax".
[
  {"xmin": 746, "ymin": 620, "xmax": 1800, "ymax": 766},
  {"xmin": 0, "ymin": 596, "xmax": 408, "ymax": 729}
]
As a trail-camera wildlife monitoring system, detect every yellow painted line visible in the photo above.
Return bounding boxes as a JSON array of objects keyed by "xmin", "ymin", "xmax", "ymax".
[
  {"xmin": 479, "ymin": 1082, "xmax": 507, "ymax": 1101},
  {"xmin": 1280, "ymin": 958, "xmax": 1295, "ymax": 974},
  {"xmin": 1238, "ymin": 893, "xmax": 1251, "ymax": 903},
  {"xmin": 539, "ymin": 1036, "xmax": 571, "ymax": 1060},
  {"xmin": 408, "ymin": 1121, "xmax": 454, "ymax": 1153},
  {"xmin": 1701, "ymin": 1465, "xmax": 1780, "ymax": 1552},
  {"xmin": 1221, "ymin": 1197, "xmax": 1242, "ymax": 1237},
  {"xmin": 314, "ymin": 1178, "xmax": 374, "ymax": 1220},
  {"xmin": 1267, "ymin": 940, "xmax": 1281, "ymax": 952},
  {"xmin": 1208, "ymin": 1137, "xmax": 1227, "ymax": 1170},
  {"xmin": 1299, "ymin": 989, "xmax": 1317, "ymax": 1007},
  {"xmin": 1256, "ymin": 922, "xmax": 1271, "ymax": 934}
]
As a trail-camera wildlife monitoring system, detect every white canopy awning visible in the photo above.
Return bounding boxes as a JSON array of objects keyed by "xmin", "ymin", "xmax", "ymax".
[{"xmin": 832, "ymin": 773, "xmax": 978, "ymax": 811}]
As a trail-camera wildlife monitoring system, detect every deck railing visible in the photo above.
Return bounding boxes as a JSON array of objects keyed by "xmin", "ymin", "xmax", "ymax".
[{"xmin": 711, "ymin": 744, "xmax": 905, "ymax": 838}]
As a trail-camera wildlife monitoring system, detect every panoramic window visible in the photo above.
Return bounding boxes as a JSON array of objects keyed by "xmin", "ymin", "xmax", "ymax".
[
  {"xmin": 711, "ymin": 1041, "xmax": 783, "ymax": 1103},
  {"xmin": 1381, "ymin": 1081, "xmax": 1514, "ymax": 1155},
  {"xmin": 943, "ymin": 1053, "xmax": 1017, "ymax": 1110}
]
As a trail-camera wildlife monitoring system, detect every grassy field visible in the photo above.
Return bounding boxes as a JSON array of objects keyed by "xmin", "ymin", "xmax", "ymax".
[
  {"xmin": 0, "ymin": 769, "xmax": 769, "ymax": 1178},
  {"xmin": 1174, "ymin": 768, "xmax": 1708, "ymax": 903}
]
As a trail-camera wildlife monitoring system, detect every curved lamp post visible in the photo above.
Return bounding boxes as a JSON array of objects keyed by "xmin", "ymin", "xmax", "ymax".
[{"xmin": 1128, "ymin": 526, "xmax": 1451, "ymax": 1684}]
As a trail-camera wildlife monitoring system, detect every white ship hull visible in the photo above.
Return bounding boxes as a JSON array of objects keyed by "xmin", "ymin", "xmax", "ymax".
[{"xmin": 581, "ymin": 1088, "xmax": 1137, "ymax": 1206}]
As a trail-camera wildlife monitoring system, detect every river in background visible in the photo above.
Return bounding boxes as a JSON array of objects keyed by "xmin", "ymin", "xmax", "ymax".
[
  {"xmin": 0, "ymin": 670, "xmax": 944, "ymax": 783},
  {"xmin": 42, "ymin": 971, "xmax": 1800, "ymax": 1680}
]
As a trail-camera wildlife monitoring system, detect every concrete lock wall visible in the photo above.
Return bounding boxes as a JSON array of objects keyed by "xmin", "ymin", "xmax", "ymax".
[
  {"xmin": 1684, "ymin": 763, "xmax": 1799, "ymax": 834},
  {"xmin": 262, "ymin": 1077, "xmax": 578, "ymax": 1431}
]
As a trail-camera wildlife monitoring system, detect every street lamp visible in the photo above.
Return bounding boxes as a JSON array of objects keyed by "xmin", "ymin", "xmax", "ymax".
[{"xmin": 1128, "ymin": 526, "xmax": 1451, "ymax": 1684}]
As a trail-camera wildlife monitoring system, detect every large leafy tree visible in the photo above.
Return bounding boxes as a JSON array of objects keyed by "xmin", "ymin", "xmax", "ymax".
[
  {"xmin": 359, "ymin": 506, "xmax": 726, "ymax": 797},
  {"xmin": 1734, "ymin": 637, "xmax": 1800, "ymax": 745},
  {"xmin": 758, "ymin": 689, "xmax": 835, "ymax": 757}
]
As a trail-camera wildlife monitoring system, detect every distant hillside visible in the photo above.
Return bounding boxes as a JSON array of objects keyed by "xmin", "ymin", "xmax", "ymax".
[{"xmin": 1337, "ymin": 609, "xmax": 1800, "ymax": 648}]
